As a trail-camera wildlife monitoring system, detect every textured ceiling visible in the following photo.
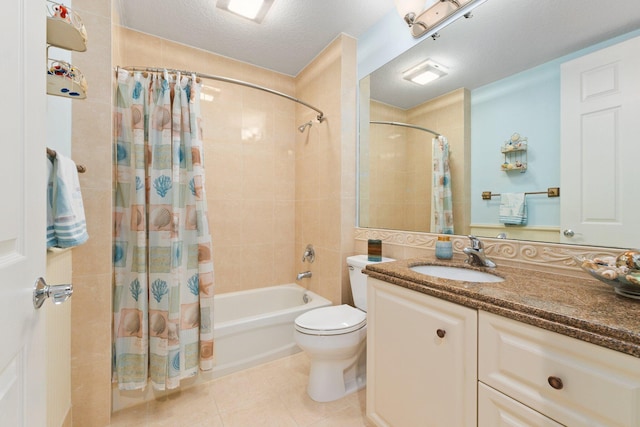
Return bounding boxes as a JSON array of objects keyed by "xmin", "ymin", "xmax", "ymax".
[
  {"xmin": 371, "ymin": 0, "xmax": 640, "ymax": 109},
  {"xmin": 116, "ymin": 0, "xmax": 640, "ymax": 106},
  {"xmin": 116, "ymin": 0, "xmax": 396, "ymax": 76}
]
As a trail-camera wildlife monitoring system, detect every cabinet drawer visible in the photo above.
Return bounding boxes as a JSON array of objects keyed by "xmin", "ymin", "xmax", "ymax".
[
  {"xmin": 479, "ymin": 382, "xmax": 563, "ymax": 427},
  {"xmin": 479, "ymin": 311, "xmax": 640, "ymax": 427}
]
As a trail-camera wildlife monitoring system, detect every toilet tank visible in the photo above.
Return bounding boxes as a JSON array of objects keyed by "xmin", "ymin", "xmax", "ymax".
[{"xmin": 347, "ymin": 255, "xmax": 395, "ymax": 312}]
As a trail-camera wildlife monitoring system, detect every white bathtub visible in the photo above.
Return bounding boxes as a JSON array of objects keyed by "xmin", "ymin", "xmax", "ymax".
[
  {"xmin": 112, "ymin": 283, "xmax": 329, "ymax": 412},
  {"xmin": 212, "ymin": 283, "xmax": 331, "ymax": 378}
]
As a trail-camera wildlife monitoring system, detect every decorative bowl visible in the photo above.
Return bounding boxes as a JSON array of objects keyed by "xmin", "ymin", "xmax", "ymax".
[{"xmin": 575, "ymin": 255, "xmax": 640, "ymax": 299}]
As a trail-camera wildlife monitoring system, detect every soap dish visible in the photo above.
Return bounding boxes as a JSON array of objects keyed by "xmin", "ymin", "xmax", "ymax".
[{"xmin": 575, "ymin": 255, "xmax": 640, "ymax": 299}]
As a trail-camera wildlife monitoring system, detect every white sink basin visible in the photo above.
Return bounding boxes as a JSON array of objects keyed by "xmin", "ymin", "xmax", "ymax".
[{"xmin": 410, "ymin": 265, "xmax": 504, "ymax": 283}]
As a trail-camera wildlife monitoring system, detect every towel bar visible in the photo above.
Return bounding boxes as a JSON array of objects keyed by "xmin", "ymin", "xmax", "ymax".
[
  {"xmin": 482, "ymin": 187, "xmax": 559, "ymax": 200},
  {"xmin": 46, "ymin": 147, "xmax": 86, "ymax": 173}
]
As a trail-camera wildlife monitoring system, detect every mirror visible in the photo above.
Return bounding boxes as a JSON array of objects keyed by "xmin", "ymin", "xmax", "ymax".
[{"xmin": 359, "ymin": 0, "xmax": 640, "ymax": 247}]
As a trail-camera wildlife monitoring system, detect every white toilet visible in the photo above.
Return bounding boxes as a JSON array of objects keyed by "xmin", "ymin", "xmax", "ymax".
[{"xmin": 294, "ymin": 254, "xmax": 394, "ymax": 402}]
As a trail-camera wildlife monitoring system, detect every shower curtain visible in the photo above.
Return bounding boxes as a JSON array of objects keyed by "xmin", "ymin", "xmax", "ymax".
[
  {"xmin": 113, "ymin": 70, "xmax": 215, "ymax": 391},
  {"xmin": 431, "ymin": 135, "xmax": 454, "ymax": 234}
]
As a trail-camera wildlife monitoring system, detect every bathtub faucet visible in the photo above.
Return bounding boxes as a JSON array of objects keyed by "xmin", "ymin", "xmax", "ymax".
[{"xmin": 297, "ymin": 271, "xmax": 312, "ymax": 280}]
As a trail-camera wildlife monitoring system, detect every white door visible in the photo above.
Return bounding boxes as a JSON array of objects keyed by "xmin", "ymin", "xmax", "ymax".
[
  {"xmin": 0, "ymin": 1, "xmax": 47, "ymax": 426},
  {"xmin": 560, "ymin": 35, "xmax": 640, "ymax": 247}
]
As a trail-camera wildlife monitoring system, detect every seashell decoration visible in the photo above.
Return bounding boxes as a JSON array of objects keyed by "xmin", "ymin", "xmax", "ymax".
[
  {"xmin": 576, "ymin": 250, "xmax": 640, "ymax": 299},
  {"xmin": 123, "ymin": 311, "xmax": 140, "ymax": 336},
  {"xmin": 187, "ymin": 274, "xmax": 199, "ymax": 296},
  {"xmin": 150, "ymin": 207, "xmax": 172, "ymax": 229},
  {"xmin": 153, "ymin": 175, "xmax": 172, "ymax": 197},
  {"xmin": 627, "ymin": 273, "xmax": 640, "ymax": 285},
  {"xmin": 151, "ymin": 279, "xmax": 169, "ymax": 303},
  {"xmin": 600, "ymin": 270, "xmax": 618, "ymax": 280},
  {"xmin": 200, "ymin": 341, "xmax": 214, "ymax": 359},
  {"xmin": 150, "ymin": 312, "xmax": 167, "ymax": 336},
  {"xmin": 616, "ymin": 250, "xmax": 640, "ymax": 270},
  {"xmin": 167, "ymin": 322, "xmax": 179, "ymax": 343},
  {"xmin": 187, "ymin": 207, "xmax": 198, "ymax": 229},
  {"xmin": 113, "ymin": 244, "xmax": 124, "ymax": 263},
  {"xmin": 182, "ymin": 305, "xmax": 199, "ymax": 328}
]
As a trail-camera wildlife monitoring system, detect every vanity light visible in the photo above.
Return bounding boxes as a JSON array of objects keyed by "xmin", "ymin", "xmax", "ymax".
[
  {"xmin": 217, "ymin": 0, "xmax": 274, "ymax": 23},
  {"xmin": 394, "ymin": 0, "xmax": 488, "ymax": 38},
  {"xmin": 402, "ymin": 59, "xmax": 448, "ymax": 85}
]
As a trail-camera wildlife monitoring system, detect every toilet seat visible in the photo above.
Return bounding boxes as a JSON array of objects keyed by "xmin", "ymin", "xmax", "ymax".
[{"xmin": 295, "ymin": 304, "xmax": 366, "ymax": 336}]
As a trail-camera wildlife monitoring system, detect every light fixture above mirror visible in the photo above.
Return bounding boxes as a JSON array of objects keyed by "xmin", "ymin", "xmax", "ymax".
[{"xmin": 394, "ymin": 0, "xmax": 488, "ymax": 38}]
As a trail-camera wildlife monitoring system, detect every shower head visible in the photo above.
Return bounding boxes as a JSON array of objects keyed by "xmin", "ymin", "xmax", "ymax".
[{"xmin": 298, "ymin": 120, "xmax": 313, "ymax": 133}]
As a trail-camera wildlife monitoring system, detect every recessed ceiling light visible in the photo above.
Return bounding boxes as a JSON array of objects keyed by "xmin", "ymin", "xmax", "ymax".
[
  {"xmin": 402, "ymin": 59, "xmax": 448, "ymax": 85},
  {"xmin": 216, "ymin": 0, "xmax": 275, "ymax": 23}
]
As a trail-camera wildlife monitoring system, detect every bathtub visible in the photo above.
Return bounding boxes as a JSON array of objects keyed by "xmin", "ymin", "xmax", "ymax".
[{"xmin": 212, "ymin": 283, "xmax": 331, "ymax": 378}]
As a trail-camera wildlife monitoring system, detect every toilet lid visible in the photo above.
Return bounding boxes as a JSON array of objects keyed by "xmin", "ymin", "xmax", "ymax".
[{"xmin": 295, "ymin": 304, "xmax": 366, "ymax": 336}]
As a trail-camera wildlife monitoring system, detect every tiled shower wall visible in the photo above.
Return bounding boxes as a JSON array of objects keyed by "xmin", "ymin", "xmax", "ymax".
[{"xmin": 362, "ymin": 89, "xmax": 470, "ymax": 234}]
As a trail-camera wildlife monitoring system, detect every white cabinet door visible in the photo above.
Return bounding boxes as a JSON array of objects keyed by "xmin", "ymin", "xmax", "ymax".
[
  {"xmin": 0, "ymin": 0, "xmax": 47, "ymax": 426},
  {"xmin": 560, "ymin": 35, "xmax": 640, "ymax": 247},
  {"xmin": 366, "ymin": 278, "xmax": 477, "ymax": 427},
  {"xmin": 479, "ymin": 383, "xmax": 564, "ymax": 427}
]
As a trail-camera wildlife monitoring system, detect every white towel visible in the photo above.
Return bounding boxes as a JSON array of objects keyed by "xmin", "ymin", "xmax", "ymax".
[
  {"xmin": 47, "ymin": 153, "xmax": 89, "ymax": 248},
  {"xmin": 499, "ymin": 193, "xmax": 528, "ymax": 225}
]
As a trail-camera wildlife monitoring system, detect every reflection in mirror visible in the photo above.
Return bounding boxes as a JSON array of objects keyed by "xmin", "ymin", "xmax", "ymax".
[{"xmin": 358, "ymin": 0, "xmax": 640, "ymax": 248}]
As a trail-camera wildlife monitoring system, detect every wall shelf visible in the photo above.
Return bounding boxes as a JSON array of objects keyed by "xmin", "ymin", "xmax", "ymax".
[
  {"xmin": 501, "ymin": 133, "xmax": 527, "ymax": 173},
  {"xmin": 46, "ymin": 1, "xmax": 88, "ymax": 99}
]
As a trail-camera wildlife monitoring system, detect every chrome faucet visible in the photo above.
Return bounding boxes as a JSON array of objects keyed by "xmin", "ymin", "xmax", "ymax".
[
  {"xmin": 463, "ymin": 235, "xmax": 496, "ymax": 268},
  {"xmin": 297, "ymin": 271, "xmax": 312, "ymax": 280},
  {"xmin": 302, "ymin": 244, "xmax": 315, "ymax": 263}
]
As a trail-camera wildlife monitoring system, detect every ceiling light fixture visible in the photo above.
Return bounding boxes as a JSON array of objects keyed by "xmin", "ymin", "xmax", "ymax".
[
  {"xmin": 394, "ymin": 0, "xmax": 487, "ymax": 39},
  {"xmin": 216, "ymin": 0, "xmax": 275, "ymax": 23},
  {"xmin": 402, "ymin": 59, "xmax": 448, "ymax": 85}
]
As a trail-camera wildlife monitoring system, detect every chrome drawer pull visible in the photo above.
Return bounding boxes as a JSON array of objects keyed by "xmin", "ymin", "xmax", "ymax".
[
  {"xmin": 436, "ymin": 329, "xmax": 446, "ymax": 338},
  {"xmin": 548, "ymin": 376, "xmax": 564, "ymax": 390}
]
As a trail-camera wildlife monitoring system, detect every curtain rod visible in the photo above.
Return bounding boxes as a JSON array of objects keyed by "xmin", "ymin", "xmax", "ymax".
[
  {"xmin": 116, "ymin": 66, "xmax": 325, "ymax": 123},
  {"xmin": 370, "ymin": 120, "xmax": 441, "ymax": 137}
]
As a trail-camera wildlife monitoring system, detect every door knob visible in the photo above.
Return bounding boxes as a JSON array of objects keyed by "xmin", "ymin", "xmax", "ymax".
[
  {"xmin": 33, "ymin": 277, "xmax": 73, "ymax": 309},
  {"xmin": 563, "ymin": 229, "xmax": 575, "ymax": 237}
]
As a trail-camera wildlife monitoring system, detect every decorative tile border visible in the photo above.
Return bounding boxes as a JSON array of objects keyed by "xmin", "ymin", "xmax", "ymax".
[{"xmin": 355, "ymin": 228, "xmax": 620, "ymax": 276}]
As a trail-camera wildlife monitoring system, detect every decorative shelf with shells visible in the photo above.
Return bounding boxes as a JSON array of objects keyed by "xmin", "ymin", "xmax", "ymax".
[
  {"xmin": 501, "ymin": 132, "xmax": 527, "ymax": 173},
  {"xmin": 46, "ymin": 1, "xmax": 88, "ymax": 99},
  {"xmin": 47, "ymin": 58, "xmax": 87, "ymax": 99},
  {"xmin": 46, "ymin": 0, "xmax": 87, "ymax": 52}
]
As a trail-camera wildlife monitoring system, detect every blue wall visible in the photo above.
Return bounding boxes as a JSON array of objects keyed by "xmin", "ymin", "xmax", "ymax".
[
  {"xmin": 469, "ymin": 29, "xmax": 640, "ymax": 227},
  {"xmin": 470, "ymin": 62, "xmax": 561, "ymax": 226}
]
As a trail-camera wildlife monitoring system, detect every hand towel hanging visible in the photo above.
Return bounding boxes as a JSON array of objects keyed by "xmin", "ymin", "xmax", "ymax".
[
  {"xmin": 47, "ymin": 152, "xmax": 89, "ymax": 248},
  {"xmin": 499, "ymin": 192, "xmax": 528, "ymax": 225}
]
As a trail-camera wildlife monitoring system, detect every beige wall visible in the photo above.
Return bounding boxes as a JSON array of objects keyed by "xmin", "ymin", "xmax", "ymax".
[
  {"xmin": 294, "ymin": 34, "xmax": 357, "ymax": 305},
  {"xmin": 407, "ymin": 88, "xmax": 470, "ymax": 235},
  {"xmin": 70, "ymin": 0, "xmax": 113, "ymax": 426},
  {"xmin": 364, "ymin": 88, "xmax": 470, "ymax": 235}
]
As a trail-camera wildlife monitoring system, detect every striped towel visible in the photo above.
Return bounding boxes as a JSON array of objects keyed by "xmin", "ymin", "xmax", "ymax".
[
  {"xmin": 47, "ymin": 153, "xmax": 89, "ymax": 248},
  {"xmin": 499, "ymin": 193, "xmax": 528, "ymax": 225}
]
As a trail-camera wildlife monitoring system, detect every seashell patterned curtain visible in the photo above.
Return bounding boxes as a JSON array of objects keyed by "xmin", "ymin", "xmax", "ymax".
[{"xmin": 113, "ymin": 70, "xmax": 215, "ymax": 391}]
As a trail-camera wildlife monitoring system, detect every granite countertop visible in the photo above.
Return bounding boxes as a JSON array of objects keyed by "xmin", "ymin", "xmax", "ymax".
[{"xmin": 364, "ymin": 257, "xmax": 640, "ymax": 358}]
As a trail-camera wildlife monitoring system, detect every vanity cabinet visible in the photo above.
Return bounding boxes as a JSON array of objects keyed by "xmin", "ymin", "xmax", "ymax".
[
  {"xmin": 366, "ymin": 278, "xmax": 477, "ymax": 427},
  {"xmin": 479, "ymin": 311, "xmax": 640, "ymax": 427},
  {"xmin": 367, "ymin": 277, "xmax": 640, "ymax": 427}
]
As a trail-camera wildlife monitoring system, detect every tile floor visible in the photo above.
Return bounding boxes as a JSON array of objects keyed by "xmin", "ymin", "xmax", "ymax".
[{"xmin": 109, "ymin": 352, "xmax": 374, "ymax": 427}]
